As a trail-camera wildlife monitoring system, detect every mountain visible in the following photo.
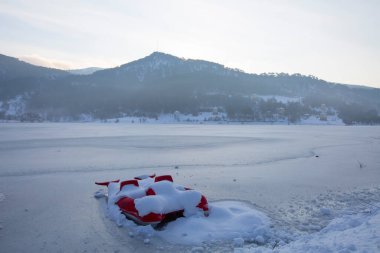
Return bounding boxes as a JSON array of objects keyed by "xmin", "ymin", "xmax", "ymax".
[
  {"xmin": 0, "ymin": 54, "xmax": 70, "ymax": 99},
  {"xmin": 70, "ymin": 52, "xmax": 380, "ymax": 103},
  {"xmin": 67, "ymin": 67, "xmax": 104, "ymax": 75},
  {"xmin": 0, "ymin": 52, "xmax": 379, "ymax": 124},
  {"xmin": 77, "ymin": 52, "xmax": 241, "ymax": 86},
  {"xmin": 0, "ymin": 54, "xmax": 69, "ymax": 82}
]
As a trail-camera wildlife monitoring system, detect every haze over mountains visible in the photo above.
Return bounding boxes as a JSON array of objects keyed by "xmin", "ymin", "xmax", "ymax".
[
  {"xmin": 67, "ymin": 67, "xmax": 104, "ymax": 75},
  {"xmin": 0, "ymin": 52, "xmax": 379, "ymax": 124}
]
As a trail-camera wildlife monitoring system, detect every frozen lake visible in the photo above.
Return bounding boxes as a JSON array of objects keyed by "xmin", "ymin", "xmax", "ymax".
[{"xmin": 0, "ymin": 123, "xmax": 379, "ymax": 252}]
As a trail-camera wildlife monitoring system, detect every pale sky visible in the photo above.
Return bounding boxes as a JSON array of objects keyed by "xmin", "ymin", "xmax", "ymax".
[{"xmin": 0, "ymin": 0, "xmax": 379, "ymax": 87}]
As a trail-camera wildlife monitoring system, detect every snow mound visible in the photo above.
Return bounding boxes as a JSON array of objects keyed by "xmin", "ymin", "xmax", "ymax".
[
  {"xmin": 158, "ymin": 201, "xmax": 271, "ymax": 245},
  {"xmin": 243, "ymin": 205, "xmax": 380, "ymax": 253}
]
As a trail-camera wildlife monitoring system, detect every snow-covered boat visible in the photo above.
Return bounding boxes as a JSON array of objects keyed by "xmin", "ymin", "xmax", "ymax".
[{"xmin": 95, "ymin": 174, "xmax": 209, "ymax": 226}]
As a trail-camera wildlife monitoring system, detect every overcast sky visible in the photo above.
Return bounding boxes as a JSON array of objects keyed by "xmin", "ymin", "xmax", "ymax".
[{"xmin": 0, "ymin": 0, "xmax": 379, "ymax": 87}]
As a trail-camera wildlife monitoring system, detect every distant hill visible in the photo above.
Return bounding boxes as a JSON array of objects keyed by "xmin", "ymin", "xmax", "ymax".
[
  {"xmin": 0, "ymin": 54, "xmax": 69, "ymax": 82},
  {"xmin": 67, "ymin": 67, "xmax": 104, "ymax": 75},
  {"xmin": 0, "ymin": 54, "xmax": 70, "ymax": 99},
  {"xmin": 0, "ymin": 52, "xmax": 379, "ymax": 124}
]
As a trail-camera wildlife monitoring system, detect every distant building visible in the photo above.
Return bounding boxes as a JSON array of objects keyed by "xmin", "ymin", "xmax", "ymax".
[
  {"xmin": 212, "ymin": 107, "xmax": 218, "ymax": 115},
  {"xmin": 319, "ymin": 114, "xmax": 327, "ymax": 121},
  {"xmin": 320, "ymin": 104, "xmax": 327, "ymax": 121},
  {"xmin": 321, "ymin": 104, "xmax": 328, "ymax": 113},
  {"xmin": 173, "ymin": 110, "xmax": 180, "ymax": 121},
  {"xmin": 277, "ymin": 107, "xmax": 285, "ymax": 115}
]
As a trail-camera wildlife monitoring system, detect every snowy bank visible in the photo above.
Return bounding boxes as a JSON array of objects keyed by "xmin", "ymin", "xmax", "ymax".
[{"xmin": 241, "ymin": 205, "xmax": 380, "ymax": 253}]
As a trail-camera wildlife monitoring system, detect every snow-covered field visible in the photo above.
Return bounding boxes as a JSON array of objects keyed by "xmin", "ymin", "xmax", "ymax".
[{"xmin": 0, "ymin": 123, "xmax": 379, "ymax": 252}]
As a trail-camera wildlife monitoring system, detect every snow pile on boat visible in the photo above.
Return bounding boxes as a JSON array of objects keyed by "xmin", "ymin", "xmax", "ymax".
[
  {"xmin": 95, "ymin": 175, "xmax": 272, "ymax": 246},
  {"xmin": 135, "ymin": 181, "xmax": 203, "ymax": 217},
  {"xmin": 102, "ymin": 175, "xmax": 208, "ymax": 225}
]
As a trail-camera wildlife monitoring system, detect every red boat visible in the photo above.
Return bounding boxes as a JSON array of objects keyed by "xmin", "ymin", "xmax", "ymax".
[{"xmin": 96, "ymin": 174, "xmax": 209, "ymax": 226}]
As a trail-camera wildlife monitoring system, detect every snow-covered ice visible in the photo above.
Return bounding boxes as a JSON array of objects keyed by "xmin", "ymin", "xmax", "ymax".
[
  {"xmin": 0, "ymin": 123, "xmax": 379, "ymax": 252},
  {"xmin": 241, "ymin": 203, "xmax": 380, "ymax": 253}
]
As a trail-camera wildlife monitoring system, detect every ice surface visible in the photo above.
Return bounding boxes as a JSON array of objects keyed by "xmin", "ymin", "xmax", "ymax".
[{"xmin": 0, "ymin": 123, "xmax": 379, "ymax": 252}]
